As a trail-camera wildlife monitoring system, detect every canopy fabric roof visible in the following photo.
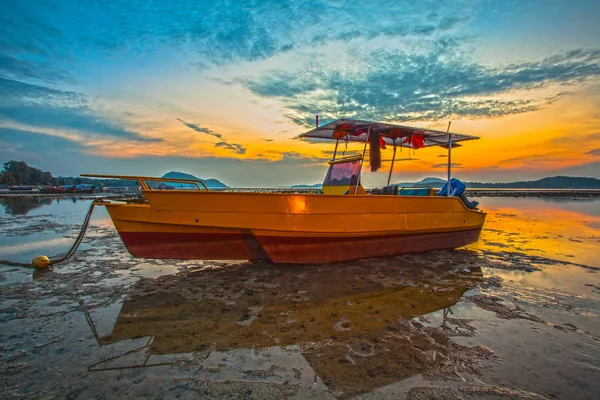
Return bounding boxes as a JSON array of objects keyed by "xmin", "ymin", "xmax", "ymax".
[{"xmin": 298, "ymin": 118, "xmax": 479, "ymax": 149}]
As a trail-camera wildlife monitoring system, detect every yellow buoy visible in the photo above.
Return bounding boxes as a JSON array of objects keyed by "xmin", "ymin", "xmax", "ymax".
[{"xmin": 32, "ymin": 255, "xmax": 51, "ymax": 269}]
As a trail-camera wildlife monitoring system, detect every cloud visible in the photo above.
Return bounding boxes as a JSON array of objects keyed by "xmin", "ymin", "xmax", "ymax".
[
  {"xmin": 177, "ymin": 118, "xmax": 247, "ymax": 154},
  {"xmin": 215, "ymin": 142, "xmax": 246, "ymax": 155},
  {"xmin": 0, "ymin": 54, "xmax": 73, "ymax": 84},
  {"xmin": 176, "ymin": 119, "xmax": 225, "ymax": 140},
  {"xmin": 255, "ymin": 150, "xmax": 330, "ymax": 164},
  {"xmin": 0, "ymin": 78, "xmax": 160, "ymax": 142},
  {"xmin": 497, "ymin": 152, "xmax": 576, "ymax": 167},
  {"xmin": 240, "ymin": 47, "xmax": 600, "ymax": 124},
  {"xmin": 0, "ymin": 5, "xmax": 74, "ymax": 85},
  {"xmin": 585, "ymin": 148, "xmax": 600, "ymax": 157},
  {"xmin": 0, "ymin": 0, "xmax": 483, "ymax": 72},
  {"xmin": 280, "ymin": 151, "xmax": 330, "ymax": 163},
  {"xmin": 0, "ymin": 127, "xmax": 84, "ymax": 165},
  {"xmin": 437, "ymin": 16, "xmax": 469, "ymax": 31},
  {"xmin": 0, "ymin": 77, "xmax": 81, "ymax": 104},
  {"xmin": 553, "ymin": 161, "xmax": 600, "ymax": 178},
  {"xmin": 0, "ymin": 136, "xmax": 329, "ymax": 187},
  {"xmin": 432, "ymin": 163, "xmax": 462, "ymax": 168}
]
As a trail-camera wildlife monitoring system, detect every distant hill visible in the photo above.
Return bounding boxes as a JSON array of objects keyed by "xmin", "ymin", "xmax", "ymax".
[
  {"xmin": 291, "ymin": 183, "xmax": 323, "ymax": 188},
  {"xmin": 466, "ymin": 176, "xmax": 600, "ymax": 189},
  {"xmin": 162, "ymin": 171, "xmax": 228, "ymax": 188},
  {"xmin": 394, "ymin": 176, "xmax": 600, "ymax": 189},
  {"xmin": 395, "ymin": 177, "xmax": 446, "ymax": 188}
]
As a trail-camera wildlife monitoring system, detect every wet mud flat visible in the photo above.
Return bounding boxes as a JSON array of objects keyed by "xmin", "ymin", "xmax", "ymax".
[{"xmin": 1, "ymin": 197, "xmax": 599, "ymax": 399}]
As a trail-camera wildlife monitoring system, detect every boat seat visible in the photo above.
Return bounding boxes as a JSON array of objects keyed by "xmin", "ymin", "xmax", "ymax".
[
  {"xmin": 370, "ymin": 185, "xmax": 398, "ymax": 195},
  {"xmin": 398, "ymin": 187, "xmax": 434, "ymax": 196},
  {"xmin": 459, "ymin": 193, "xmax": 479, "ymax": 209}
]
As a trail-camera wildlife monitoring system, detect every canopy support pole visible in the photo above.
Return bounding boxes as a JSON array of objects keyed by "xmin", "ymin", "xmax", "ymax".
[
  {"xmin": 355, "ymin": 127, "xmax": 370, "ymax": 194},
  {"xmin": 446, "ymin": 121, "xmax": 452, "ymax": 196},
  {"xmin": 386, "ymin": 140, "xmax": 397, "ymax": 186},
  {"xmin": 332, "ymin": 138, "xmax": 339, "ymax": 161}
]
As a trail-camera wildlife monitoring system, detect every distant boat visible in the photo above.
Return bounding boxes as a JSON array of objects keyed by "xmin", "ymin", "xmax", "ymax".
[
  {"xmin": 8, "ymin": 185, "xmax": 35, "ymax": 191},
  {"xmin": 75, "ymin": 184, "xmax": 94, "ymax": 193},
  {"xmin": 39, "ymin": 186, "xmax": 76, "ymax": 194},
  {"xmin": 37, "ymin": 184, "xmax": 95, "ymax": 194},
  {"xmin": 84, "ymin": 118, "xmax": 486, "ymax": 264}
]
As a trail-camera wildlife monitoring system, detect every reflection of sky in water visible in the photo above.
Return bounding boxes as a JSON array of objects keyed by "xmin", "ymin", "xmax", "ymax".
[
  {"xmin": 472, "ymin": 197, "xmax": 600, "ymax": 268},
  {"xmin": 0, "ymin": 237, "xmax": 74, "ymax": 255},
  {"xmin": 0, "ymin": 199, "xmax": 113, "ymax": 263},
  {"xmin": 1, "ymin": 197, "xmax": 92, "ymax": 218},
  {"xmin": 474, "ymin": 196, "xmax": 600, "ymax": 217}
]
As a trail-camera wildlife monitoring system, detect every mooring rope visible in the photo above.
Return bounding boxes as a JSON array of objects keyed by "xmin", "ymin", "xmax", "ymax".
[{"xmin": 0, "ymin": 202, "xmax": 96, "ymax": 268}]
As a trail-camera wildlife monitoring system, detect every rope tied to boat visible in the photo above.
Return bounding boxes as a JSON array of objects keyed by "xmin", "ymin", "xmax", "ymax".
[{"xmin": 0, "ymin": 202, "xmax": 97, "ymax": 268}]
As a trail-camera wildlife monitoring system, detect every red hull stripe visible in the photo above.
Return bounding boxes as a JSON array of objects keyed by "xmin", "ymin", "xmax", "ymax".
[
  {"xmin": 256, "ymin": 229, "xmax": 482, "ymax": 263},
  {"xmin": 118, "ymin": 231, "xmax": 262, "ymax": 260},
  {"xmin": 256, "ymin": 229, "xmax": 478, "ymax": 245},
  {"xmin": 116, "ymin": 229, "xmax": 482, "ymax": 263}
]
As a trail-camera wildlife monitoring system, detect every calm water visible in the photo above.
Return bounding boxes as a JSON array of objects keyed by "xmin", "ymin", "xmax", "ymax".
[
  {"xmin": 0, "ymin": 195, "xmax": 599, "ymax": 399},
  {"xmin": 0, "ymin": 197, "xmax": 111, "ymax": 264},
  {"xmin": 472, "ymin": 196, "xmax": 600, "ymax": 267}
]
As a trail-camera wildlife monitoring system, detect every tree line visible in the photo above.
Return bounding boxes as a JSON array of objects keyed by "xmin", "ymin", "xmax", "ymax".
[
  {"xmin": 0, "ymin": 160, "xmax": 134, "ymax": 187},
  {"xmin": 0, "ymin": 161, "xmax": 57, "ymax": 185}
]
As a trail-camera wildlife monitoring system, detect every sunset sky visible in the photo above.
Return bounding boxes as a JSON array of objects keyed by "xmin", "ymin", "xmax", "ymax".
[{"xmin": 1, "ymin": 0, "xmax": 599, "ymax": 187}]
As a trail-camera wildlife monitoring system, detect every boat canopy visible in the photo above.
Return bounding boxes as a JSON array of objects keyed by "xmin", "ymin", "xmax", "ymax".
[{"xmin": 298, "ymin": 118, "xmax": 479, "ymax": 149}]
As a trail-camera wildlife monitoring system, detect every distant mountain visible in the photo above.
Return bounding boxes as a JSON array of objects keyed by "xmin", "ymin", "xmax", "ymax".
[
  {"xmin": 162, "ymin": 171, "xmax": 228, "ymax": 188},
  {"xmin": 394, "ymin": 176, "xmax": 600, "ymax": 189},
  {"xmin": 291, "ymin": 183, "xmax": 323, "ymax": 188},
  {"xmin": 395, "ymin": 177, "xmax": 446, "ymax": 188},
  {"xmin": 466, "ymin": 176, "xmax": 600, "ymax": 189}
]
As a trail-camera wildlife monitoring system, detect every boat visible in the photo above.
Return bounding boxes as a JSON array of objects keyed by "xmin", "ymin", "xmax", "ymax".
[
  {"xmin": 39, "ymin": 186, "xmax": 76, "ymax": 194},
  {"xmin": 37, "ymin": 184, "xmax": 95, "ymax": 194},
  {"xmin": 83, "ymin": 118, "xmax": 486, "ymax": 263},
  {"xmin": 74, "ymin": 184, "xmax": 95, "ymax": 193},
  {"xmin": 8, "ymin": 185, "xmax": 36, "ymax": 192}
]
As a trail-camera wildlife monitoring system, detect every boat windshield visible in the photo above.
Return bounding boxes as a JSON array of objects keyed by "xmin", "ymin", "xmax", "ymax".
[{"xmin": 323, "ymin": 159, "xmax": 361, "ymax": 186}]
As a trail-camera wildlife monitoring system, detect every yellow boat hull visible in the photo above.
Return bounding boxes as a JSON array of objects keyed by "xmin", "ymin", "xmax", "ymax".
[{"xmin": 103, "ymin": 191, "xmax": 486, "ymax": 263}]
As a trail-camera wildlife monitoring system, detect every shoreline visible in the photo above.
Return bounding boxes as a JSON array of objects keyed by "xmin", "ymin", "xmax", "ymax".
[
  {"xmin": 2, "ymin": 188, "xmax": 600, "ymax": 199},
  {"xmin": 466, "ymin": 189, "xmax": 600, "ymax": 198}
]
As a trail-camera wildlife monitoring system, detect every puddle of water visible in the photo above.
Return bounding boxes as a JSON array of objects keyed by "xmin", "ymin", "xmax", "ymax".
[
  {"xmin": 128, "ymin": 262, "xmax": 180, "ymax": 278},
  {"xmin": 471, "ymin": 197, "xmax": 600, "ymax": 267},
  {"xmin": 0, "ymin": 237, "xmax": 74, "ymax": 255},
  {"xmin": 0, "ymin": 199, "xmax": 114, "ymax": 264}
]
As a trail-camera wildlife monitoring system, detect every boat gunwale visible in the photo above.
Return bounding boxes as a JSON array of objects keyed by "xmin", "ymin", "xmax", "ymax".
[
  {"xmin": 102, "ymin": 212, "xmax": 484, "ymax": 236},
  {"xmin": 98, "ymin": 192, "xmax": 485, "ymax": 216},
  {"xmin": 138, "ymin": 189, "xmax": 486, "ymax": 214}
]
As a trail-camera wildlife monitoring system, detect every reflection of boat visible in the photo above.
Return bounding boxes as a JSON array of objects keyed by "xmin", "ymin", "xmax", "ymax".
[
  {"xmin": 94, "ymin": 260, "xmax": 483, "ymax": 396},
  {"xmin": 84, "ymin": 119, "xmax": 486, "ymax": 263}
]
